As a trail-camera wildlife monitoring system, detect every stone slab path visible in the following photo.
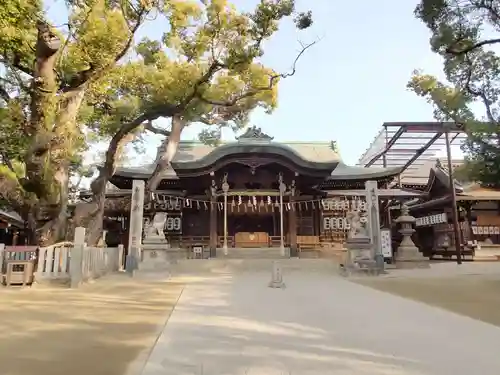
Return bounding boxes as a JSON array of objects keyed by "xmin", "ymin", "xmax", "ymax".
[{"xmin": 140, "ymin": 272, "xmax": 500, "ymax": 375}]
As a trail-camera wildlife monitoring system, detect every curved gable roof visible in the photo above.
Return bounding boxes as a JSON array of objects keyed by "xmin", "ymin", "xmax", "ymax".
[{"xmin": 171, "ymin": 142, "xmax": 339, "ymax": 172}]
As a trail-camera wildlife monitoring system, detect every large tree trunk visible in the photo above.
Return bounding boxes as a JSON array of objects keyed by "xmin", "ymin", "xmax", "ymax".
[
  {"xmin": 74, "ymin": 129, "xmax": 140, "ymax": 246},
  {"xmin": 21, "ymin": 21, "xmax": 63, "ymax": 246},
  {"xmin": 146, "ymin": 115, "xmax": 185, "ymax": 192},
  {"xmin": 21, "ymin": 22, "xmax": 86, "ymax": 246},
  {"xmin": 71, "ymin": 178, "xmax": 104, "ymax": 246}
]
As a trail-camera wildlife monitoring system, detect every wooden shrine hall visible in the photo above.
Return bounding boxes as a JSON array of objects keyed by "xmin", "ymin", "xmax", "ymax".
[{"xmin": 82, "ymin": 127, "xmax": 415, "ymax": 255}]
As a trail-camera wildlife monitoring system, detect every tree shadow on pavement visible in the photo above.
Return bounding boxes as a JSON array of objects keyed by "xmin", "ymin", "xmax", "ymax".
[{"xmin": 0, "ymin": 273, "xmax": 184, "ymax": 375}]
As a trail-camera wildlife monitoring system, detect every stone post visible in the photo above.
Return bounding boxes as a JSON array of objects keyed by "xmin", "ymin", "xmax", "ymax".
[
  {"xmin": 117, "ymin": 244, "xmax": 124, "ymax": 271},
  {"xmin": 0, "ymin": 243, "xmax": 4, "ymax": 279},
  {"xmin": 70, "ymin": 227, "xmax": 86, "ymax": 288},
  {"xmin": 365, "ymin": 180, "xmax": 384, "ymax": 271},
  {"xmin": 127, "ymin": 180, "xmax": 145, "ymax": 275},
  {"xmin": 222, "ymin": 179, "xmax": 229, "ymax": 255},
  {"xmin": 268, "ymin": 261, "xmax": 286, "ymax": 288},
  {"xmin": 278, "ymin": 175, "xmax": 287, "ymax": 257},
  {"xmin": 395, "ymin": 204, "xmax": 429, "ymax": 268}
]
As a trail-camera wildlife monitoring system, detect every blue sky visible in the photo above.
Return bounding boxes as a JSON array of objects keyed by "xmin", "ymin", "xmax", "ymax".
[{"xmin": 46, "ymin": 0, "xmax": 449, "ymax": 166}]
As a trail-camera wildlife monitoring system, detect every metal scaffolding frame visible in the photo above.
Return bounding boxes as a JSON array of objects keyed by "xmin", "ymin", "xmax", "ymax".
[{"xmin": 357, "ymin": 122, "xmax": 467, "ymax": 173}]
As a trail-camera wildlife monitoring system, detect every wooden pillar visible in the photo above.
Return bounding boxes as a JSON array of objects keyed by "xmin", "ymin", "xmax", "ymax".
[
  {"xmin": 289, "ymin": 196, "xmax": 298, "ymax": 256},
  {"xmin": 209, "ymin": 196, "xmax": 217, "ymax": 256},
  {"xmin": 465, "ymin": 202, "xmax": 475, "ymax": 242}
]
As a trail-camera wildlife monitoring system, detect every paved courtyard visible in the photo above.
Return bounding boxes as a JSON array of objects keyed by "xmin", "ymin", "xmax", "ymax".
[{"xmin": 140, "ymin": 271, "xmax": 500, "ymax": 375}]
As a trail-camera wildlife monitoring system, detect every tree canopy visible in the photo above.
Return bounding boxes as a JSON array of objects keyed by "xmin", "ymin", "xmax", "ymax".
[
  {"xmin": 0, "ymin": 0, "xmax": 314, "ymax": 244},
  {"xmin": 408, "ymin": 0, "xmax": 500, "ymax": 187}
]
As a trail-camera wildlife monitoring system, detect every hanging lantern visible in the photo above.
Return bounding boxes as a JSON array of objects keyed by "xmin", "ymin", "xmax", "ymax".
[{"xmin": 259, "ymin": 198, "xmax": 264, "ymax": 207}]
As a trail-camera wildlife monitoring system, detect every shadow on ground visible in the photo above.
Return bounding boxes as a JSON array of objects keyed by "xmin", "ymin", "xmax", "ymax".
[
  {"xmin": 144, "ymin": 273, "xmax": 439, "ymax": 375},
  {"xmin": 354, "ymin": 273, "xmax": 500, "ymax": 327},
  {"xmin": 0, "ymin": 273, "xmax": 183, "ymax": 375}
]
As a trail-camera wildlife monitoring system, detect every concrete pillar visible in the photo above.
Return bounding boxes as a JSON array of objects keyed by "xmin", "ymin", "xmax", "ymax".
[
  {"xmin": 70, "ymin": 227, "xmax": 86, "ymax": 288},
  {"xmin": 127, "ymin": 180, "xmax": 145, "ymax": 274},
  {"xmin": 0, "ymin": 243, "xmax": 4, "ymax": 279},
  {"xmin": 365, "ymin": 180, "xmax": 384, "ymax": 270}
]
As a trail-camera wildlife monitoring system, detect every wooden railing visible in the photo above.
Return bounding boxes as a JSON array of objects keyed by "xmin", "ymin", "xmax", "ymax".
[
  {"xmin": 268, "ymin": 236, "xmax": 282, "ymax": 247},
  {"xmin": 179, "ymin": 236, "xmax": 210, "ymax": 248},
  {"xmin": 218, "ymin": 236, "xmax": 235, "ymax": 247}
]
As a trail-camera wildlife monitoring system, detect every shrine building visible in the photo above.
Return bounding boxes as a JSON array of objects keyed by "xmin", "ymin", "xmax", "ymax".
[{"xmin": 82, "ymin": 126, "xmax": 419, "ymax": 256}]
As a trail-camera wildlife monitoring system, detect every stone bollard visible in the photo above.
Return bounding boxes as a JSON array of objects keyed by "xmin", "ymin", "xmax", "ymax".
[{"xmin": 268, "ymin": 261, "xmax": 286, "ymax": 289}]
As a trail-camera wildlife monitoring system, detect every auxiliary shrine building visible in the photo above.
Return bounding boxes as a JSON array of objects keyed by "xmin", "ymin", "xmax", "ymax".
[{"xmin": 87, "ymin": 126, "xmax": 410, "ymax": 255}]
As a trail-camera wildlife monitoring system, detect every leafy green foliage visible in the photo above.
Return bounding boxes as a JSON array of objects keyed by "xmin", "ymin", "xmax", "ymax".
[
  {"xmin": 0, "ymin": 0, "xmax": 156, "ymax": 200},
  {"xmin": 409, "ymin": 0, "xmax": 500, "ymax": 187},
  {"xmin": 0, "ymin": 0, "xmax": 313, "ymax": 242},
  {"xmin": 84, "ymin": 0, "xmax": 313, "ymax": 149}
]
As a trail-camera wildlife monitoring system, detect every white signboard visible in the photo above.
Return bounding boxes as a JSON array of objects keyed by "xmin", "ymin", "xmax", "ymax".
[
  {"xmin": 165, "ymin": 216, "xmax": 182, "ymax": 232},
  {"xmin": 323, "ymin": 217, "xmax": 350, "ymax": 231},
  {"xmin": 380, "ymin": 229, "xmax": 392, "ymax": 258},
  {"xmin": 415, "ymin": 213, "xmax": 447, "ymax": 227},
  {"xmin": 321, "ymin": 199, "xmax": 367, "ymax": 212}
]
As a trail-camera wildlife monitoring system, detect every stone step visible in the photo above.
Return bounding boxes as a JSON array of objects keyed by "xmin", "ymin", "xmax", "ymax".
[
  {"xmin": 168, "ymin": 258, "xmax": 340, "ymax": 274},
  {"xmin": 216, "ymin": 247, "xmax": 287, "ymax": 259}
]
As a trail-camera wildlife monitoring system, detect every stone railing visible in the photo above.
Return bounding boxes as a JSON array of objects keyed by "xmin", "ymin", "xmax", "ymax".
[
  {"xmin": 36, "ymin": 241, "xmax": 73, "ymax": 280},
  {"xmin": 1, "ymin": 226, "xmax": 124, "ymax": 287},
  {"xmin": 35, "ymin": 241, "xmax": 124, "ymax": 286}
]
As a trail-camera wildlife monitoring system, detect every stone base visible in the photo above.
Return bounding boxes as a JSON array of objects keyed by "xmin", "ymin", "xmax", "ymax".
[
  {"xmin": 344, "ymin": 238, "xmax": 373, "ymax": 266},
  {"xmin": 268, "ymin": 280, "xmax": 286, "ymax": 288},
  {"xmin": 395, "ymin": 261, "xmax": 430, "ymax": 269},
  {"xmin": 395, "ymin": 245, "xmax": 429, "ymax": 266},
  {"xmin": 140, "ymin": 245, "xmax": 171, "ymax": 271}
]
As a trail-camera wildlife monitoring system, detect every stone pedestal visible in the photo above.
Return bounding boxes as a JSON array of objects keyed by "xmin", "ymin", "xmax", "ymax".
[
  {"xmin": 341, "ymin": 238, "xmax": 381, "ymax": 276},
  {"xmin": 395, "ymin": 205, "xmax": 429, "ymax": 269},
  {"xmin": 268, "ymin": 261, "xmax": 286, "ymax": 288},
  {"xmin": 139, "ymin": 237, "xmax": 171, "ymax": 271}
]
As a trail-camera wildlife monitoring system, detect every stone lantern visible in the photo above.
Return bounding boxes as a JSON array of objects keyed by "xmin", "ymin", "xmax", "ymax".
[{"xmin": 394, "ymin": 204, "xmax": 429, "ymax": 268}]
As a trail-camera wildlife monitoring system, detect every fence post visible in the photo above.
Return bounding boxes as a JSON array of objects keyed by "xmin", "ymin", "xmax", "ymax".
[
  {"xmin": 0, "ymin": 243, "xmax": 4, "ymax": 278},
  {"xmin": 117, "ymin": 244, "xmax": 124, "ymax": 271},
  {"xmin": 70, "ymin": 227, "xmax": 86, "ymax": 288}
]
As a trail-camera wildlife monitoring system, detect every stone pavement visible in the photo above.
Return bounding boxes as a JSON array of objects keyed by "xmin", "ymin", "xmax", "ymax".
[
  {"xmin": 0, "ymin": 273, "xmax": 183, "ymax": 375},
  {"xmin": 139, "ymin": 271, "xmax": 500, "ymax": 375}
]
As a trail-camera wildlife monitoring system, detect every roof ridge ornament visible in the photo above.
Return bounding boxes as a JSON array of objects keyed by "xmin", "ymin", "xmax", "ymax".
[{"xmin": 236, "ymin": 125, "xmax": 274, "ymax": 143}]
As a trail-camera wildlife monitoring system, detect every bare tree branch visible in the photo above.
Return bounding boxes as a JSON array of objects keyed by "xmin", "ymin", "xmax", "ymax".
[
  {"xmin": 197, "ymin": 40, "xmax": 317, "ymax": 107},
  {"xmin": 144, "ymin": 120, "xmax": 171, "ymax": 137},
  {"xmin": 0, "ymin": 85, "xmax": 10, "ymax": 102},
  {"xmin": 0, "ymin": 151, "xmax": 16, "ymax": 173},
  {"xmin": 446, "ymin": 37, "xmax": 500, "ymax": 55}
]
